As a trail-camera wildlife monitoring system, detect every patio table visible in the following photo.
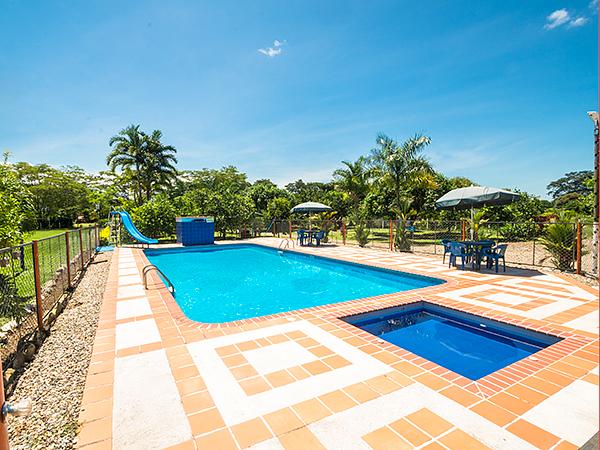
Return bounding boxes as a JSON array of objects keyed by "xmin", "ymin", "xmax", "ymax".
[{"xmin": 461, "ymin": 240, "xmax": 494, "ymax": 270}]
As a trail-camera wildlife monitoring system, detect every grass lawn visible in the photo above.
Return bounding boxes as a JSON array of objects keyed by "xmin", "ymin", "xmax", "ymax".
[{"xmin": 24, "ymin": 229, "xmax": 69, "ymax": 242}]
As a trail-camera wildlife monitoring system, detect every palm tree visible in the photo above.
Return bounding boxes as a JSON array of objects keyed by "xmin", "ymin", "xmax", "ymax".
[
  {"xmin": 371, "ymin": 133, "xmax": 434, "ymax": 251},
  {"xmin": 141, "ymin": 130, "xmax": 178, "ymax": 201},
  {"xmin": 332, "ymin": 156, "xmax": 371, "ymax": 206},
  {"xmin": 107, "ymin": 125, "xmax": 178, "ymax": 204},
  {"xmin": 370, "ymin": 133, "xmax": 434, "ymax": 213}
]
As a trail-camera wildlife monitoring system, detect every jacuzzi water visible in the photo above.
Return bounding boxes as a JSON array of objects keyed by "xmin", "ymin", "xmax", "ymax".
[
  {"xmin": 144, "ymin": 244, "xmax": 443, "ymax": 323},
  {"xmin": 343, "ymin": 301, "xmax": 562, "ymax": 380}
]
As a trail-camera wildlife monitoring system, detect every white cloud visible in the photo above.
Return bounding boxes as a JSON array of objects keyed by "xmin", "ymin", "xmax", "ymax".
[
  {"xmin": 544, "ymin": 9, "xmax": 571, "ymax": 29},
  {"xmin": 590, "ymin": 0, "xmax": 598, "ymax": 10},
  {"xmin": 544, "ymin": 8, "xmax": 590, "ymax": 29},
  {"xmin": 569, "ymin": 16, "xmax": 589, "ymax": 27},
  {"xmin": 258, "ymin": 40, "xmax": 285, "ymax": 58}
]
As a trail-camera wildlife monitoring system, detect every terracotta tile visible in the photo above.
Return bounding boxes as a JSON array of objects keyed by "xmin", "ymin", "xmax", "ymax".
[
  {"xmin": 173, "ymin": 365, "xmax": 201, "ymax": 380},
  {"xmin": 319, "ymin": 390, "xmax": 358, "ymax": 413},
  {"xmin": 285, "ymin": 330, "xmax": 306, "ymax": 340},
  {"xmin": 239, "ymin": 376, "xmax": 271, "ymax": 395},
  {"xmin": 288, "ymin": 365, "xmax": 311, "ymax": 380},
  {"xmin": 489, "ymin": 392, "xmax": 534, "ymax": 416},
  {"xmin": 195, "ymin": 428, "xmax": 237, "ymax": 450},
  {"xmin": 440, "ymin": 385, "xmax": 481, "ymax": 407},
  {"xmin": 302, "ymin": 360, "xmax": 331, "ymax": 376},
  {"xmin": 264, "ymin": 407, "xmax": 304, "ymax": 435},
  {"xmin": 343, "ymin": 382, "xmax": 380, "ymax": 403},
  {"xmin": 405, "ymin": 408, "xmax": 452, "ymax": 437},
  {"xmin": 507, "ymin": 419, "xmax": 560, "ymax": 450},
  {"xmin": 386, "ymin": 370, "xmax": 413, "ymax": 387},
  {"xmin": 362, "ymin": 426, "xmax": 412, "ymax": 449},
  {"xmin": 177, "ymin": 377, "xmax": 206, "ymax": 396},
  {"xmin": 389, "ymin": 418, "xmax": 430, "ymax": 446},
  {"xmin": 163, "ymin": 439, "xmax": 196, "ymax": 450},
  {"xmin": 470, "ymin": 401, "xmax": 516, "ymax": 427},
  {"xmin": 322, "ymin": 354, "xmax": 351, "ymax": 369},
  {"xmin": 230, "ymin": 364, "xmax": 259, "ymax": 380},
  {"xmin": 420, "ymin": 442, "xmax": 445, "ymax": 450},
  {"xmin": 182, "ymin": 390, "xmax": 214, "ymax": 414},
  {"xmin": 363, "ymin": 375, "xmax": 402, "ymax": 395},
  {"xmin": 308, "ymin": 345, "xmax": 334, "ymax": 358},
  {"xmin": 237, "ymin": 340, "xmax": 260, "ymax": 351},
  {"xmin": 553, "ymin": 441, "xmax": 579, "ymax": 450},
  {"xmin": 77, "ymin": 439, "xmax": 112, "ymax": 450},
  {"xmin": 82, "ymin": 385, "xmax": 112, "ymax": 404},
  {"xmin": 414, "ymin": 373, "xmax": 449, "ymax": 391},
  {"xmin": 297, "ymin": 337, "xmax": 320, "ymax": 348},
  {"xmin": 278, "ymin": 426, "xmax": 326, "ymax": 450},
  {"xmin": 77, "ymin": 417, "xmax": 112, "ymax": 446},
  {"xmin": 188, "ymin": 408, "xmax": 225, "ymax": 436},
  {"xmin": 505, "ymin": 383, "xmax": 547, "ymax": 406},
  {"xmin": 215, "ymin": 344, "xmax": 238, "ymax": 356},
  {"xmin": 222, "ymin": 353, "xmax": 248, "ymax": 368},
  {"xmin": 231, "ymin": 417, "xmax": 272, "ymax": 448},
  {"xmin": 265, "ymin": 370, "xmax": 296, "ymax": 387},
  {"xmin": 79, "ymin": 399, "xmax": 112, "ymax": 423},
  {"xmin": 438, "ymin": 429, "xmax": 490, "ymax": 449},
  {"xmin": 292, "ymin": 398, "xmax": 331, "ymax": 424}
]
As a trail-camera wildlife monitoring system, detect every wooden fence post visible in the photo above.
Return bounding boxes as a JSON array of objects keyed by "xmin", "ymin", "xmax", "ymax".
[
  {"xmin": 32, "ymin": 240, "xmax": 44, "ymax": 332},
  {"xmin": 88, "ymin": 227, "xmax": 93, "ymax": 258},
  {"xmin": 78, "ymin": 228, "xmax": 84, "ymax": 270},
  {"xmin": 65, "ymin": 231, "xmax": 71, "ymax": 288},
  {"xmin": 341, "ymin": 220, "xmax": 346, "ymax": 246},
  {"xmin": 0, "ymin": 359, "xmax": 8, "ymax": 450},
  {"xmin": 389, "ymin": 220, "xmax": 394, "ymax": 252},
  {"xmin": 288, "ymin": 220, "xmax": 292, "ymax": 239},
  {"xmin": 576, "ymin": 221, "xmax": 582, "ymax": 275},
  {"xmin": 461, "ymin": 220, "xmax": 466, "ymax": 241}
]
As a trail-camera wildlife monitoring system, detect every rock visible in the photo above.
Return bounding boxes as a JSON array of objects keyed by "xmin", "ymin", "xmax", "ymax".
[
  {"xmin": 4, "ymin": 368, "xmax": 15, "ymax": 383},
  {"xmin": 12, "ymin": 352, "xmax": 25, "ymax": 369},
  {"xmin": 23, "ymin": 343, "xmax": 36, "ymax": 362}
]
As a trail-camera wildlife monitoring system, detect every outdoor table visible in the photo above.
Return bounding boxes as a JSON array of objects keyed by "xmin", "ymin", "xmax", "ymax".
[{"xmin": 461, "ymin": 240, "xmax": 494, "ymax": 270}]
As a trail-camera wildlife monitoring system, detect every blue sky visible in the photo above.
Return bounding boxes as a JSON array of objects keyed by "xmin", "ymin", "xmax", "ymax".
[{"xmin": 0, "ymin": 1, "xmax": 597, "ymax": 197}]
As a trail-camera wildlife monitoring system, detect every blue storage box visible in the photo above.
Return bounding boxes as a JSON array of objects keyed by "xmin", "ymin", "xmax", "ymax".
[{"xmin": 176, "ymin": 217, "xmax": 215, "ymax": 246}]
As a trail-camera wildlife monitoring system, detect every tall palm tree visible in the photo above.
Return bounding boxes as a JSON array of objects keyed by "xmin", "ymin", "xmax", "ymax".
[
  {"xmin": 141, "ymin": 130, "xmax": 178, "ymax": 201},
  {"xmin": 370, "ymin": 133, "xmax": 434, "ymax": 214},
  {"xmin": 107, "ymin": 125, "xmax": 146, "ymax": 204},
  {"xmin": 107, "ymin": 125, "xmax": 178, "ymax": 204},
  {"xmin": 332, "ymin": 156, "xmax": 371, "ymax": 206}
]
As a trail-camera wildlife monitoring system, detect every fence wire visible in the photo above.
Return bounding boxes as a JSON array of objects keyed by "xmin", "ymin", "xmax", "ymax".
[{"xmin": 0, "ymin": 226, "xmax": 98, "ymax": 365}]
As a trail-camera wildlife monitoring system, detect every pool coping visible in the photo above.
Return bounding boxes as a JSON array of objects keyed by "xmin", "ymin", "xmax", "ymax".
[{"xmin": 138, "ymin": 241, "xmax": 595, "ymax": 399}]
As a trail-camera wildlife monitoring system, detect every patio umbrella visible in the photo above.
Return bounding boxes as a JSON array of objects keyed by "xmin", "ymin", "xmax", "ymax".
[
  {"xmin": 290, "ymin": 201, "xmax": 333, "ymax": 230},
  {"xmin": 435, "ymin": 186, "xmax": 520, "ymax": 239}
]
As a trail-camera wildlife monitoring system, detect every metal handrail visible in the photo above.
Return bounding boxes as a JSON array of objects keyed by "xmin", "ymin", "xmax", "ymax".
[
  {"xmin": 278, "ymin": 238, "xmax": 295, "ymax": 251},
  {"xmin": 142, "ymin": 265, "xmax": 175, "ymax": 295}
]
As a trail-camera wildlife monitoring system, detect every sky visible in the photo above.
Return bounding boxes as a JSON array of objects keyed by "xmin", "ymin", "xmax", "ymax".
[{"xmin": 0, "ymin": 1, "xmax": 597, "ymax": 198}]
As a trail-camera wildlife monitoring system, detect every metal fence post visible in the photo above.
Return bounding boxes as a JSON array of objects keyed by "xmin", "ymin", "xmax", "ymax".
[
  {"xmin": 32, "ymin": 240, "xmax": 44, "ymax": 332},
  {"xmin": 87, "ymin": 227, "xmax": 92, "ymax": 260},
  {"xmin": 576, "ymin": 221, "xmax": 582, "ymax": 275},
  {"xmin": 288, "ymin": 220, "xmax": 292, "ymax": 239},
  {"xmin": 65, "ymin": 231, "xmax": 71, "ymax": 288},
  {"xmin": 78, "ymin": 228, "xmax": 84, "ymax": 270}
]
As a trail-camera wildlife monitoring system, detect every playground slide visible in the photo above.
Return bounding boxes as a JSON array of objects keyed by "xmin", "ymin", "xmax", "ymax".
[{"xmin": 111, "ymin": 211, "xmax": 159, "ymax": 244}]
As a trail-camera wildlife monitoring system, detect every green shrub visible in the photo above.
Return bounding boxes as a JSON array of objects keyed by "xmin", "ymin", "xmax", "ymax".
[
  {"xmin": 131, "ymin": 195, "xmax": 176, "ymax": 238},
  {"xmin": 0, "ymin": 273, "xmax": 29, "ymax": 324},
  {"xmin": 539, "ymin": 221, "xmax": 576, "ymax": 271}
]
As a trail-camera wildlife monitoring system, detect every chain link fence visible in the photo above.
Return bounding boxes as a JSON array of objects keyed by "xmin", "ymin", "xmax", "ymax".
[{"xmin": 0, "ymin": 226, "xmax": 99, "ymax": 369}]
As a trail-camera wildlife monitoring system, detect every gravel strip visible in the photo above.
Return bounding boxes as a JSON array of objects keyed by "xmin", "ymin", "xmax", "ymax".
[{"xmin": 7, "ymin": 252, "xmax": 112, "ymax": 450}]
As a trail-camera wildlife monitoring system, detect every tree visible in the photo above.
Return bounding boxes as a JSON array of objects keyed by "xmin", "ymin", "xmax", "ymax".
[
  {"xmin": 107, "ymin": 125, "xmax": 178, "ymax": 205},
  {"xmin": 547, "ymin": 171, "xmax": 593, "ymax": 199},
  {"xmin": 0, "ymin": 163, "xmax": 31, "ymax": 247},
  {"xmin": 248, "ymin": 180, "xmax": 288, "ymax": 213},
  {"xmin": 332, "ymin": 156, "xmax": 371, "ymax": 206},
  {"xmin": 370, "ymin": 133, "xmax": 434, "ymax": 220},
  {"xmin": 266, "ymin": 197, "xmax": 292, "ymax": 220}
]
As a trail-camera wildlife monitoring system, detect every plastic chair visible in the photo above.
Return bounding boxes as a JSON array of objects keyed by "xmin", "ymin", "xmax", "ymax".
[
  {"xmin": 441, "ymin": 239, "xmax": 452, "ymax": 264},
  {"xmin": 448, "ymin": 242, "xmax": 473, "ymax": 270},
  {"xmin": 486, "ymin": 244, "xmax": 508, "ymax": 273},
  {"xmin": 297, "ymin": 229, "xmax": 307, "ymax": 246},
  {"xmin": 312, "ymin": 230, "xmax": 325, "ymax": 246}
]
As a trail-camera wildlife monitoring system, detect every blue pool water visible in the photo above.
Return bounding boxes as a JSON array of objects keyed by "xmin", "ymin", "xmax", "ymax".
[
  {"xmin": 144, "ymin": 245, "xmax": 443, "ymax": 323},
  {"xmin": 344, "ymin": 302, "xmax": 561, "ymax": 380}
]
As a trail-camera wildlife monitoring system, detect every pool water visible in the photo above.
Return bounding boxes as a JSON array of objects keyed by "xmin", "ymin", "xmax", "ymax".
[
  {"xmin": 144, "ymin": 244, "xmax": 443, "ymax": 323},
  {"xmin": 344, "ymin": 302, "xmax": 562, "ymax": 380}
]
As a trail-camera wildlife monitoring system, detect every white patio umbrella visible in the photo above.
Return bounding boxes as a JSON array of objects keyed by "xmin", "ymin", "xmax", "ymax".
[
  {"xmin": 290, "ymin": 201, "xmax": 333, "ymax": 230},
  {"xmin": 435, "ymin": 186, "xmax": 520, "ymax": 239}
]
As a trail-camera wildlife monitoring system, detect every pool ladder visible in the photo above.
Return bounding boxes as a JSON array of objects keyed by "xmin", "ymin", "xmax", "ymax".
[
  {"xmin": 278, "ymin": 238, "xmax": 295, "ymax": 252},
  {"xmin": 142, "ymin": 264, "xmax": 175, "ymax": 296}
]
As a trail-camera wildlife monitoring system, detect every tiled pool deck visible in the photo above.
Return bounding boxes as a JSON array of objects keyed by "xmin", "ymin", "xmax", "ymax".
[{"xmin": 77, "ymin": 239, "xmax": 599, "ymax": 450}]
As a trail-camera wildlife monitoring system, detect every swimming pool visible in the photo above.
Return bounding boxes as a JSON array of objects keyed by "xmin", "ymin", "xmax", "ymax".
[
  {"xmin": 343, "ymin": 302, "xmax": 562, "ymax": 380},
  {"xmin": 144, "ymin": 244, "xmax": 443, "ymax": 323}
]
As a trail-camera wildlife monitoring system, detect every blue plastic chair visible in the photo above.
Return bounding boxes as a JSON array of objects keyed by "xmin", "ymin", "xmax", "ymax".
[
  {"xmin": 312, "ymin": 230, "xmax": 325, "ymax": 246},
  {"xmin": 448, "ymin": 242, "xmax": 473, "ymax": 270},
  {"xmin": 485, "ymin": 244, "xmax": 508, "ymax": 273},
  {"xmin": 297, "ymin": 229, "xmax": 307, "ymax": 246},
  {"xmin": 441, "ymin": 239, "xmax": 452, "ymax": 264}
]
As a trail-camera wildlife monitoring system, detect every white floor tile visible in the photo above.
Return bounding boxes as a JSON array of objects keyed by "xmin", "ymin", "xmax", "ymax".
[
  {"xmin": 116, "ymin": 298, "xmax": 152, "ymax": 320},
  {"xmin": 115, "ymin": 319, "xmax": 161, "ymax": 350}
]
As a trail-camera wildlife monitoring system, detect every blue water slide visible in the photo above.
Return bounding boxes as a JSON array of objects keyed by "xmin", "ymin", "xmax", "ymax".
[{"xmin": 111, "ymin": 210, "xmax": 159, "ymax": 244}]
